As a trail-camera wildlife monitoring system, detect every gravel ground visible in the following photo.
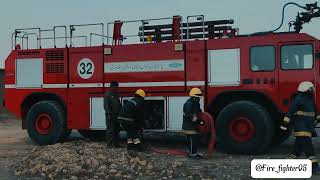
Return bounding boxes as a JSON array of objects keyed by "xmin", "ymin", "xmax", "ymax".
[{"xmin": 1, "ymin": 109, "xmax": 320, "ymax": 180}]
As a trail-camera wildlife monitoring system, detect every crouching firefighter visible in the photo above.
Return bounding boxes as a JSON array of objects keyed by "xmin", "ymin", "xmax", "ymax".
[
  {"xmin": 117, "ymin": 89, "xmax": 146, "ymax": 156},
  {"xmin": 182, "ymin": 87, "xmax": 204, "ymax": 158},
  {"xmin": 280, "ymin": 81, "xmax": 320, "ymax": 173}
]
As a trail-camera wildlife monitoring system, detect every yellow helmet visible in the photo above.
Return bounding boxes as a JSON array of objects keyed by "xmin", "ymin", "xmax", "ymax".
[
  {"xmin": 189, "ymin": 87, "xmax": 202, "ymax": 97},
  {"xmin": 135, "ymin": 89, "xmax": 146, "ymax": 98},
  {"xmin": 298, "ymin": 81, "xmax": 314, "ymax": 92}
]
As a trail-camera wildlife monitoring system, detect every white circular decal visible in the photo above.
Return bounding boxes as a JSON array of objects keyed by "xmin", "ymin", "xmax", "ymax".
[{"xmin": 77, "ymin": 58, "xmax": 95, "ymax": 79}]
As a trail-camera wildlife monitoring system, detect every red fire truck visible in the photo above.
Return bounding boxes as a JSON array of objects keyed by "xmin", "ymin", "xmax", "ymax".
[{"xmin": 4, "ymin": 2, "xmax": 320, "ymax": 154}]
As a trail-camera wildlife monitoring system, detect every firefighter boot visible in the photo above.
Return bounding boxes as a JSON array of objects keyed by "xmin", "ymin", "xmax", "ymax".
[
  {"xmin": 127, "ymin": 139, "xmax": 137, "ymax": 157},
  {"xmin": 113, "ymin": 134, "xmax": 122, "ymax": 148},
  {"xmin": 188, "ymin": 153, "xmax": 202, "ymax": 159},
  {"xmin": 196, "ymin": 153, "xmax": 204, "ymax": 158},
  {"xmin": 133, "ymin": 138, "xmax": 144, "ymax": 152},
  {"xmin": 105, "ymin": 132, "xmax": 113, "ymax": 147}
]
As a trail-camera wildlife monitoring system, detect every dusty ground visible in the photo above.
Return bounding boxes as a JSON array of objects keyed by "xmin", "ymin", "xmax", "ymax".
[
  {"xmin": 1, "ymin": 109, "xmax": 320, "ymax": 179},
  {"xmin": 0, "ymin": 110, "xmax": 34, "ymax": 180}
]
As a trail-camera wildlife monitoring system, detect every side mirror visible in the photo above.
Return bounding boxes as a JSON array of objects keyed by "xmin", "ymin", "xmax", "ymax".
[{"xmin": 316, "ymin": 52, "xmax": 320, "ymax": 59}]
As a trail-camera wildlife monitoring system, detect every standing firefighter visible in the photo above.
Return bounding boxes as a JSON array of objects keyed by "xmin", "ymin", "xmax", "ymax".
[
  {"xmin": 280, "ymin": 81, "xmax": 320, "ymax": 173},
  {"xmin": 117, "ymin": 89, "xmax": 146, "ymax": 156},
  {"xmin": 182, "ymin": 87, "xmax": 204, "ymax": 158},
  {"xmin": 104, "ymin": 81, "xmax": 122, "ymax": 147}
]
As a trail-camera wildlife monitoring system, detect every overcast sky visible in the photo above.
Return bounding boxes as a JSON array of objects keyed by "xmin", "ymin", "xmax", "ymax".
[{"xmin": 0, "ymin": 0, "xmax": 319, "ymax": 68}]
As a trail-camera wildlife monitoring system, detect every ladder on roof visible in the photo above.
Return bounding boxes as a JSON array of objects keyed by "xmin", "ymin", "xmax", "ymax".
[{"xmin": 137, "ymin": 15, "xmax": 237, "ymax": 42}]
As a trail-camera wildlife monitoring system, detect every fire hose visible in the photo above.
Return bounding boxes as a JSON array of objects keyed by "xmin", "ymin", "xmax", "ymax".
[{"xmin": 147, "ymin": 112, "xmax": 216, "ymax": 157}]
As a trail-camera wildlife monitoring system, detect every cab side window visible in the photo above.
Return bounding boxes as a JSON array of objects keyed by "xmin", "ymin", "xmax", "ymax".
[
  {"xmin": 281, "ymin": 44, "xmax": 313, "ymax": 70},
  {"xmin": 250, "ymin": 46, "xmax": 275, "ymax": 72}
]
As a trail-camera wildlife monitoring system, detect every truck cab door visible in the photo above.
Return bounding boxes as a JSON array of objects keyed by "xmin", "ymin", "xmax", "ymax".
[{"xmin": 278, "ymin": 41, "xmax": 316, "ymax": 111}]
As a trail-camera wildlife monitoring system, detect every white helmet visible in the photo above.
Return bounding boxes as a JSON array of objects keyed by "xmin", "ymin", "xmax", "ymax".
[{"xmin": 298, "ymin": 81, "xmax": 314, "ymax": 92}]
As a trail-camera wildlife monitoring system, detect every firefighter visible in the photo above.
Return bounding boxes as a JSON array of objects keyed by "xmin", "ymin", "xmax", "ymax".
[
  {"xmin": 182, "ymin": 87, "xmax": 204, "ymax": 158},
  {"xmin": 117, "ymin": 89, "xmax": 146, "ymax": 156},
  {"xmin": 104, "ymin": 81, "xmax": 122, "ymax": 147},
  {"xmin": 280, "ymin": 81, "xmax": 320, "ymax": 173}
]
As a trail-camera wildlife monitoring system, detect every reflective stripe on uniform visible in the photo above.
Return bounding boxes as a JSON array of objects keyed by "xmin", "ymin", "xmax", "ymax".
[
  {"xmin": 128, "ymin": 99, "xmax": 137, "ymax": 106},
  {"xmin": 308, "ymin": 156, "xmax": 318, "ymax": 163},
  {"xmin": 295, "ymin": 111, "xmax": 315, "ymax": 117},
  {"xmin": 283, "ymin": 116, "xmax": 290, "ymax": 123},
  {"xmin": 293, "ymin": 131, "xmax": 312, "ymax": 137},
  {"xmin": 133, "ymin": 138, "xmax": 141, "ymax": 144},
  {"xmin": 311, "ymin": 159, "xmax": 318, "ymax": 163},
  {"xmin": 182, "ymin": 130, "xmax": 198, "ymax": 135},
  {"xmin": 118, "ymin": 117, "xmax": 134, "ymax": 122},
  {"xmin": 280, "ymin": 126, "xmax": 287, "ymax": 130},
  {"xmin": 127, "ymin": 138, "xmax": 133, "ymax": 144}
]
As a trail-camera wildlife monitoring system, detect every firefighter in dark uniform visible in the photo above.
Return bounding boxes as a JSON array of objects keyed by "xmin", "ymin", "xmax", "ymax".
[
  {"xmin": 182, "ymin": 87, "xmax": 204, "ymax": 158},
  {"xmin": 104, "ymin": 81, "xmax": 122, "ymax": 147},
  {"xmin": 117, "ymin": 89, "xmax": 146, "ymax": 156},
  {"xmin": 280, "ymin": 81, "xmax": 320, "ymax": 173}
]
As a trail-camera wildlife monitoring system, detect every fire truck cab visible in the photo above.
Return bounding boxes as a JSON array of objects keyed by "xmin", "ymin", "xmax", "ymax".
[{"xmin": 4, "ymin": 12, "xmax": 320, "ymax": 154}]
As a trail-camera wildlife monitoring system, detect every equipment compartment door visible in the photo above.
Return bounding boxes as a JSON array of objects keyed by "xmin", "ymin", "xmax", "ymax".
[
  {"xmin": 16, "ymin": 58, "xmax": 43, "ymax": 88},
  {"xmin": 185, "ymin": 41, "xmax": 206, "ymax": 87},
  {"xmin": 207, "ymin": 48, "xmax": 240, "ymax": 86},
  {"xmin": 90, "ymin": 97, "xmax": 105, "ymax": 130},
  {"xmin": 67, "ymin": 47, "xmax": 104, "ymax": 129},
  {"xmin": 68, "ymin": 47, "xmax": 104, "ymax": 88},
  {"xmin": 278, "ymin": 42, "xmax": 316, "ymax": 109},
  {"xmin": 122, "ymin": 97, "xmax": 166, "ymax": 132}
]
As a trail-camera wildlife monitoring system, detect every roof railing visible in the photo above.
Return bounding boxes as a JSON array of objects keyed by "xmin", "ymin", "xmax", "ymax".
[
  {"xmin": 11, "ymin": 15, "xmax": 238, "ymax": 50},
  {"xmin": 53, "ymin": 26, "xmax": 67, "ymax": 48},
  {"xmin": 22, "ymin": 33, "xmax": 39, "ymax": 49},
  {"xmin": 89, "ymin": 33, "xmax": 110, "ymax": 46},
  {"xmin": 69, "ymin": 23, "xmax": 104, "ymax": 47}
]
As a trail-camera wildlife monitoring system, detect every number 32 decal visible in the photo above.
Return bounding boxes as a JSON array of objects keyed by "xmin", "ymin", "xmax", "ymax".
[{"xmin": 77, "ymin": 58, "xmax": 95, "ymax": 79}]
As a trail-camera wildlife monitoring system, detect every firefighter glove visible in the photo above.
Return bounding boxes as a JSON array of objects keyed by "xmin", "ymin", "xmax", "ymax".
[
  {"xmin": 192, "ymin": 115, "xmax": 198, "ymax": 122},
  {"xmin": 280, "ymin": 125, "xmax": 288, "ymax": 131},
  {"xmin": 198, "ymin": 119, "xmax": 205, "ymax": 126}
]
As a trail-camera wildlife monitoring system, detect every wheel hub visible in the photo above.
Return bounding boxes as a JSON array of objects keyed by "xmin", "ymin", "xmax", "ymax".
[
  {"xmin": 229, "ymin": 117, "xmax": 255, "ymax": 143},
  {"xmin": 35, "ymin": 114, "xmax": 52, "ymax": 135}
]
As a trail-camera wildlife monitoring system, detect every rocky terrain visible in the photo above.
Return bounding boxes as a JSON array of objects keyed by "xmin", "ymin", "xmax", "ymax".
[
  {"xmin": 11, "ymin": 140, "xmax": 223, "ymax": 180},
  {"xmin": 1, "ymin": 110, "xmax": 320, "ymax": 180}
]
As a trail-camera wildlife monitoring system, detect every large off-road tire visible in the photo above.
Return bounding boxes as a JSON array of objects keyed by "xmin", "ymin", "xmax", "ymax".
[
  {"xmin": 26, "ymin": 101, "xmax": 66, "ymax": 145},
  {"xmin": 78, "ymin": 130, "xmax": 106, "ymax": 141},
  {"xmin": 216, "ymin": 101, "xmax": 274, "ymax": 154}
]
